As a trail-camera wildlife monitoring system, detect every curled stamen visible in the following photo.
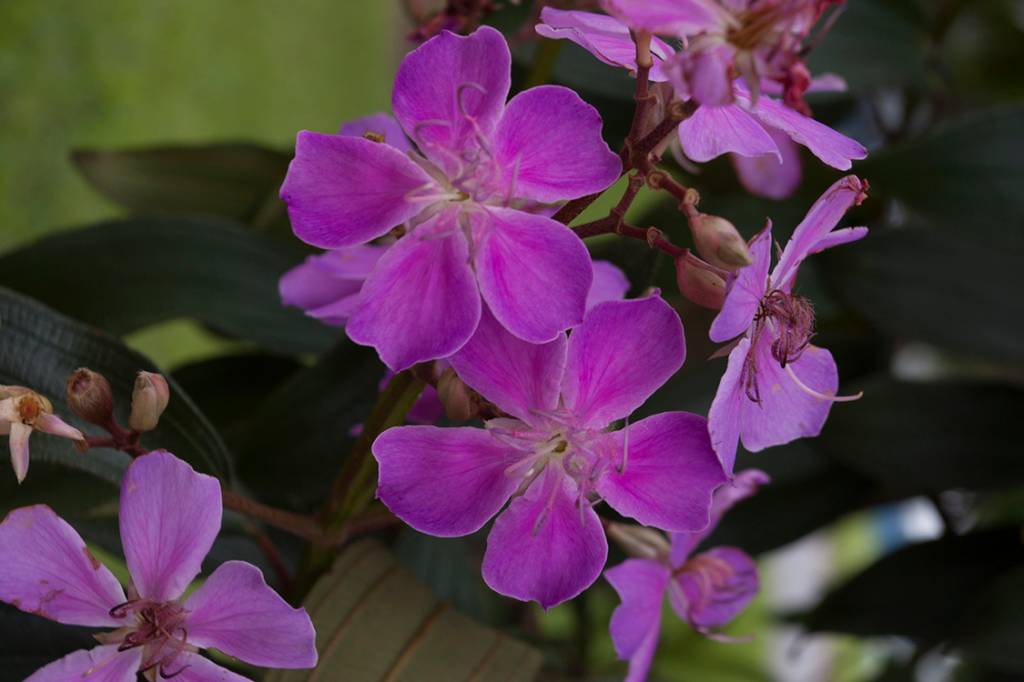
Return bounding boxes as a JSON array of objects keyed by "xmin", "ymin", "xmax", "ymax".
[
  {"xmin": 108, "ymin": 600, "xmax": 137, "ymax": 619},
  {"xmin": 784, "ymin": 364, "xmax": 863, "ymax": 403}
]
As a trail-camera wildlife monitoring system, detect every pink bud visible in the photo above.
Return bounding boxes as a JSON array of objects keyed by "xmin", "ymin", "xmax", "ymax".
[
  {"xmin": 129, "ymin": 372, "xmax": 170, "ymax": 432},
  {"xmin": 688, "ymin": 212, "xmax": 753, "ymax": 271},
  {"xmin": 65, "ymin": 368, "xmax": 114, "ymax": 427},
  {"xmin": 606, "ymin": 522, "xmax": 671, "ymax": 561},
  {"xmin": 675, "ymin": 255, "xmax": 727, "ymax": 310}
]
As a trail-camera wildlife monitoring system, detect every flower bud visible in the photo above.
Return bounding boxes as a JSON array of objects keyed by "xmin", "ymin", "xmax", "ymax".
[
  {"xmin": 129, "ymin": 372, "xmax": 170, "ymax": 432},
  {"xmin": 688, "ymin": 212, "xmax": 753, "ymax": 271},
  {"xmin": 606, "ymin": 522, "xmax": 671, "ymax": 561},
  {"xmin": 675, "ymin": 256, "xmax": 727, "ymax": 310},
  {"xmin": 436, "ymin": 368, "xmax": 475, "ymax": 422},
  {"xmin": 65, "ymin": 368, "xmax": 114, "ymax": 426}
]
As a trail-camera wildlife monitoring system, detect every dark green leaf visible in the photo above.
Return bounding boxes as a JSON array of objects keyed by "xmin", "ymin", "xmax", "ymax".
[
  {"xmin": 0, "ymin": 604, "xmax": 97, "ymax": 681},
  {"xmin": 958, "ymin": 566, "xmax": 1024, "ymax": 673}
]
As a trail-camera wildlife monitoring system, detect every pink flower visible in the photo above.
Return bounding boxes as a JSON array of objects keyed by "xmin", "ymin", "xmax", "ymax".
[
  {"xmin": 281, "ymin": 27, "xmax": 621, "ymax": 371},
  {"xmin": 0, "ymin": 451, "xmax": 317, "ymax": 680},
  {"xmin": 605, "ymin": 469, "xmax": 769, "ymax": 682},
  {"xmin": 0, "ymin": 386, "xmax": 83, "ymax": 483},
  {"xmin": 372, "ymin": 296, "xmax": 726, "ymax": 608},
  {"xmin": 708, "ymin": 175, "xmax": 868, "ymax": 471}
]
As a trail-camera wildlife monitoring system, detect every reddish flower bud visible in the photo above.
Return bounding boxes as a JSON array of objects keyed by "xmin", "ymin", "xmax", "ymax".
[
  {"xmin": 65, "ymin": 368, "xmax": 114, "ymax": 427},
  {"xmin": 675, "ymin": 256, "xmax": 727, "ymax": 310},
  {"xmin": 129, "ymin": 372, "xmax": 170, "ymax": 433},
  {"xmin": 436, "ymin": 368, "xmax": 476, "ymax": 422},
  {"xmin": 688, "ymin": 212, "xmax": 753, "ymax": 271}
]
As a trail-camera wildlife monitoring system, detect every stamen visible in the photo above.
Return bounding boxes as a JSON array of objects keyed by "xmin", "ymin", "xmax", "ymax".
[
  {"xmin": 784, "ymin": 364, "xmax": 863, "ymax": 403},
  {"xmin": 617, "ymin": 416, "xmax": 630, "ymax": 475}
]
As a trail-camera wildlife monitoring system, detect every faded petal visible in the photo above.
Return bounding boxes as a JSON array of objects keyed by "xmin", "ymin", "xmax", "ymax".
[
  {"xmin": 731, "ymin": 128, "xmax": 803, "ymax": 200},
  {"xmin": 602, "ymin": 0, "xmax": 723, "ymax": 35},
  {"xmin": 669, "ymin": 546, "xmax": 758, "ymax": 630},
  {"xmin": 596, "ymin": 412, "xmax": 726, "ymax": 532},
  {"xmin": 678, "ymin": 104, "xmax": 780, "ymax": 163},
  {"xmin": 563, "ymin": 296, "xmax": 684, "ymax": 428},
  {"xmin": 184, "ymin": 561, "xmax": 317, "ymax": 669},
  {"xmin": 339, "ymin": 112, "xmax": 412, "ymax": 152},
  {"xmin": 26, "ymin": 645, "xmax": 141, "ymax": 682},
  {"xmin": 482, "ymin": 470, "xmax": 607, "ymax": 609},
  {"xmin": 347, "ymin": 211, "xmax": 480, "ymax": 371},
  {"xmin": 157, "ymin": 652, "xmax": 252, "ymax": 682},
  {"xmin": 709, "ymin": 225, "xmax": 771, "ymax": 343},
  {"xmin": 743, "ymin": 94, "xmax": 867, "ymax": 171},
  {"xmin": 494, "ymin": 85, "xmax": 621, "ymax": 202},
  {"xmin": 587, "ymin": 260, "xmax": 630, "ymax": 309},
  {"xmin": 33, "ymin": 413, "xmax": 85, "ymax": 441},
  {"xmin": 373, "ymin": 426, "xmax": 520, "ymax": 537},
  {"xmin": 281, "ymin": 132, "xmax": 433, "ymax": 249},
  {"xmin": 605, "ymin": 559, "xmax": 670, "ymax": 682},
  {"xmin": 120, "ymin": 451, "xmax": 221, "ymax": 602},
  {"xmin": 449, "ymin": 306, "xmax": 566, "ymax": 423},
  {"xmin": 8, "ymin": 422, "xmax": 31, "ymax": 483},
  {"xmin": 392, "ymin": 27, "xmax": 510, "ymax": 170},
  {"xmin": 476, "ymin": 207, "xmax": 591, "ymax": 344},
  {"xmin": 0, "ymin": 505, "xmax": 125, "ymax": 627}
]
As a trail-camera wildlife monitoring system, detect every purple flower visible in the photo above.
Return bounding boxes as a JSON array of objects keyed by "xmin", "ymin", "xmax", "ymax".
[
  {"xmin": 281, "ymin": 27, "xmax": 622, "ymax": 371},
  {"xmin": 372, "ymin": 296, "xmax": 726, "ymax": 608},
  {"xmin": 0, "ymin": 451, "xmax": 317, "ymax": 680},
  {"xmin": 708, "ymin": 175, "xmax": 868, "ymax": 471},
  {"xmin": 0, "ymin": 386, "xmax": 84, "ymax": 483},
  {"xmin": 605, "ymin": 469, "xmax": 769, "ymax": 682}
]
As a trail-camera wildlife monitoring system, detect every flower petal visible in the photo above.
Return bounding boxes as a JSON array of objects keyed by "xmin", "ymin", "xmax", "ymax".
[
  {"xmin": 449, "ymin": 306, "xmax": 567, "ymax": 422},
  {"xmin": 279, "ymin": 246, "xmax": 385, "ymax": 324},
  {"xmin": 605, "ymin": 558, "xmax": 670, "ymax": 682},
  {"xmin": 810, "ymin": 226, "xmax": 869, "ymax": 255},
  {"xmin": 563, "ymin": 296, "xmax": 685, "ymax": 428},
  {"xmin": 373, "ymin": 426, "xmax": 520, "ymax": 537},
  {"xmin": 0, "ymin": 505, "xmax": 125, "ymax": 627},
  {"xmin": 156, "ymin": 652, "xmax": 252, "ymax": 682},
  {"xmin": 709, "ymin": 225, "xmax": 771, "ymax": 343},
  {"xmin": 119, "ymin": 450, "xmax": 221, "ymax": 602},
  {"xmin": 25, "ymin": 645, "xmax": 141, "ymax": 682},
  {"xmin": 281, "ymin": 132, "xmax": 433, "ymax": 249},
  {"xmin": 596, "ymin": 412, "xmax": 726, "ymax": 532},
  {"xmin": 392, "ymin": 26, "xmax": 510, "ymax": 170},
  {"xmin": 493, "ymin": 85, "xmax": 621, "ymax": 202},
  {"xmin": 339, "ymin": 112, "xmax": 412, "ymax": 152},
  {"xmin": 8, "ymin": 422, "xmax": 31, "ymax": 483},
  {"xmin": 184, "ymin": 561, "xmax": 317, "ymax": 669},
  {"xmin": 476, "ymin": 207, "xmax": 591, "ymax": 344},
  {"xmin": 603, "ymin": 0, "xmax": 724, "ymax": 34},
  {"xmin": 743, "ymin": 94, "xmax": 867, "ymax": 171},
  {"xmin": 669, "ymin": 546, "xmax": 758, "ymax": 630},
  {"xmin": 482, "ymin": 470, "xmax": 607, "ymax": 609},
  {"xmin": 347, "ymin": 211, "xmax": 481, "ymax": 371},
  {"xmin": 588, "ymin": 260, "xmax": 630, "ymax": 309},
  {"xmin": 34, "ymin": 413, "xmax": 85, "ymax": 441},
  {"xmin": 731, "ymin": 128, "xmax": 803, "ymax": 200},
  {"xmin": 678, "ymin": 104, "xmax": 780, "ymax": 163},
  {"xmin": 707, "ymin": 338, "xmax": 749, "ymax": 473}
]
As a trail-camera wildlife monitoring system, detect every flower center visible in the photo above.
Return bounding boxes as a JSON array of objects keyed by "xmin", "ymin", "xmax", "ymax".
[
  {"xmin": 106, "ymin": 599, "xmax": 191, "ymax": 678},
  {"xmin": 741, "ymin": 288, "xmax": 815, "ymax": 403}
]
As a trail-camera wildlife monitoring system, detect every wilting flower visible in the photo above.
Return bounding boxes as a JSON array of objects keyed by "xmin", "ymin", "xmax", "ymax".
[
  {"xmin": 708, "ymin": 175, "xmax": 867, "ymax": 471},
  {"xmin": 605, "ymin": 469, "xmax": 769, "ymax": 682},
  {"xmin": 281, "ymin": 26, "xmax": 621, "ymax": 371},
  {"xmin": 0, "ymin": 450, "xmax": 317, "ymax": 680},
  {"xmin": 0, "ymin": 386, "xmax": 83, "ymax": 483},
  {"xmin": 372, "ymin": 296, "xmax": 726, "ymax": 608}
]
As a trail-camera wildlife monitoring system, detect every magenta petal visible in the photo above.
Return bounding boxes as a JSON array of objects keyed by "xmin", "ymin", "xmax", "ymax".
[
  {"xmin": 708, "ymin": 338, "xmax": 749, "ymax": 473},
  {"xmin": 732, "ymin": 128, "xmax": 803, "ymax": 200},
  {"xmin": 687, "ymin": 49, "xmax": 734, "ymax": 107},
  {"xmin": 339, "ymin": 112, "xmax": 412, "ymax": 152},
  {"xmin": 157, "ymin": 652, "xmax": 252, "ymax": 682},
  {"xmin": 482, "ymin": 470, "xmax": 607, "ymax": 609},
  {"xmin": 476, "ymin": 207, "xmax": 591, "ymax": 344},
  {"xmin": 25, "ymin": 645, "xmax": 141, "ymax": 682},
  {"xmin": 744, "ymin": 95, "xmax": 868, "ymax": 171},
  {"xmin": 449, "ymin": 306, "xmax": 567, "ymax": 422},
  {"xmin": 281, "ymin": 133, "xmax": 433, "ymax": 249},
  {"xmin": 494, "ymin": 85, "xmax": 621, "ymax": 202},
  {"xmin": 347, "ymin": 212, "xmax": 481, "ymax": 371},
  {"xmin": 605, "ymin": 558, "xmax": 669, "ymax": 682},
  {"xmin": 603, "ymin": 0, "xmax": 722, "ymax": 34},
  {"xmin": 373, "ymin": 426, "xmax": 520, "ymax": 537},
  {"xmin": 119, "ymin": 451, "xmax": 221, "ymax": 602},
  {"xmin": 678, "ymin": 104, "xmax": 780, "ymax": 163},
  {"xmin": 392, "ymin": 27, "xmax": 510, "ymax": 169},
  {"xmin": 596, "ymin": 412, "xmax": 726, "ymax": 532},
  {"xmin": 0, "ymin": 505, "xmax": 125, "ymax": 627},
  {"xmin": 587, "ymin": 260, "xmax": 630, "ymax": 309},
  {"xmin": 669, "ymin": 547, "xmax": 758, "ymax": 630},
  {"xmin": 184, "ymin": 561, "xmax": 316, "ymax": 669},
  {"xmin": 563, "ymin": 296, "xmax": 684, "ymax": 428},
  {"xmin": 279, "ymin": 245, "xmax": 384, "ymax": 321},
  {"xmin": 811, "ymin": 226, "xmax": 869, "ymax": 255},
  {"xmin": 709, "ymin": 225, "xmax": 771, "ymax": 343}
]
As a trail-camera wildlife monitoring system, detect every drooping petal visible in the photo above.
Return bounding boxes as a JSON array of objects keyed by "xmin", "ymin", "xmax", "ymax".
[
  {"xmin": 493, "ymin": 85, "xmax": 621, "ymax": 203},
  {"xmin": 475, "ymin": 207, "xmax": 591, "ymax": 344},
  {"xmin": 373, "ymin": 426, "xmax": 520, "ymax": 537},
  {"xmin": 668, "ymin": 546, "xmax": 758, "ymax": 630},
  {"xmin": 563, "ymin": 296, "xmax": 685, "ymax": 428},
  {"xmin": 279, "ymin": 245, "xmax": 385, "ymax": 325},
  {"xmin": 156, "ymin": 652, "xmax": 252, "ymax": 682},
  {"xmin": 449, "ymin": 306, "xmax": 567, "ymax": 423},
  {"xmin": 119, "ymin": 450, "xmax": 221, "ymax": 602},
  {"xmin": 731, "ymin": 128, "xmax": 803, "ymax": 200},
  {"xmin": 587, "ymin": 260, "xmax": 630, "ymax": 309},
  {"xmin": 605, "ymin": 559, "xmax": 670, "ymax": 682},
  {"xmin": 281, "ymin": 133, "xmax": 434, "ymax": 249},
  {"xmin": 709, "ymin": 225, "xmax": 771, "ymax": 343},
  {"xmin": 810, "ymin": 226, "xmax": 869, "ymax": 255},
  {"xmin": 339, "ymin": 112, "xmax": 412, "ymax": 152},
  {"xmin": 8, "ymin": 422, "xmax": 31, "ymax": 483},
  {"xmin": 482, "ymin": 470, "xmax": 607, "ymax": 609},
  {"xmin": 678, "ymin": 104, "xmax": 780, "ymax": 163},
  {"xmin": 184, "ymin": 561, "xmax": 317, "ymax": 669},
  {"xmin": 347, "ymin": 210, "xmax": 481, "ymax": 371},
  {"xmin": 33, "ymin": 413, "xmax": 85, "ymax": 441},
  {"xmin": 602, "ymin": 0, "xmax": 724, "ymax": 35},
  {"xmin": 0, "ymin": 505, "xmax": 125, "ymax": 627},
  {"xmin": 707, "ymin": 338, "xmax": 748, "ymax": 474},
  {"xmin": 392, "ymin": 26, "xmax": 510, "ymax": 169},
  {"xmin": 596, "ymin": 412, "xmax": 726, "ymax": 532},
  {"xmin": 25, "ymin": 645, "xmax": 141, "ymax": 682},
  {"xmin": 772, "ymin": 175, "xmax": 868, "ymax": 289}
]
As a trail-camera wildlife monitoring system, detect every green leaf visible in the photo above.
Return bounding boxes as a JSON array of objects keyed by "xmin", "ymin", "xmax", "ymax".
[
  {"xmin": 267, "ymin": 540, "xmax": 541, "ymax": 682},
  {"xmin": 0, "ymin": 604, "xmax": 97, "ymax": 680},
  {"xmin": 0, "ymin": 286, "xmax": 232, "ymax": 483},
  {"xmin": 0, "ymin": 217, "xmax": 336, "ymax": 356}
]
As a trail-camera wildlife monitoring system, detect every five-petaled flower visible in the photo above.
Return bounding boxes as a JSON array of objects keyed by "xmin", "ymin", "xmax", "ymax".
[
  {"xmin": 281, "ymin": 26, "xmax": 622, "ymax": 371},
  {"xmin": 606, "ymin": 469, "xmax": 769, "ymax": 682},
  {"xmin": 0, "ymin": 450, "xmax": 317, "ymax": 681},
  {"xmin": 0, "ymin": 385, "xmax": 84, "ymax": 484},
  {"xmin": 708, "ymin": 175, "xmax": 868, "ymax": 472},
  {"xmin": 372, "ymin": 296, "xmax": 727, "ymax": 608}
]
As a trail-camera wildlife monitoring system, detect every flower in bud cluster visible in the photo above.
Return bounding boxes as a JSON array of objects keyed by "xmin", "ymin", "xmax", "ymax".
[
  {"xmin": 675, "ymin": 255, "xmax": 727, "ymax": 310},
  {"xmin": 65, "ymin": 367, "xmax": 115, "ymax": 427},
  {"xmin": 0, "ymin": 385, "xmax": 84, "ymax": 483},
  {"xmin": 129, "ymin": 371, "xmax": 170, "ymax": 433},
  {"xmin": 687, "ymin": 210, "xmax": 753, "ymax": 271},
  {"xmin": 436, "ymin": 367, "xmax": 477, "ymax": 421}
]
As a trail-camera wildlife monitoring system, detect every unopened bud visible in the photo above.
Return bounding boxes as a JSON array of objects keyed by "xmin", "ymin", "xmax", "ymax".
[
  {"xmin": 437, "ymin": 368, "xmax": 475, "ymax": 422},
  {"xmin": 676, "ymin": 256, "xmax": 727, "ymax": 310},
  {"xmin": 65, "ymin": 368, "xmax": 114, "ymax": 426},
  {"xmin": 688, "ymin": 212, "xmax": 753, "ymax": 271},
  {"xmin": 606, "ymin": 522, "xmax": 671, "ymax": 561},
  {"xmin": 129, "ymin": 372, "xmax": 169, "ymax": 432}
]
